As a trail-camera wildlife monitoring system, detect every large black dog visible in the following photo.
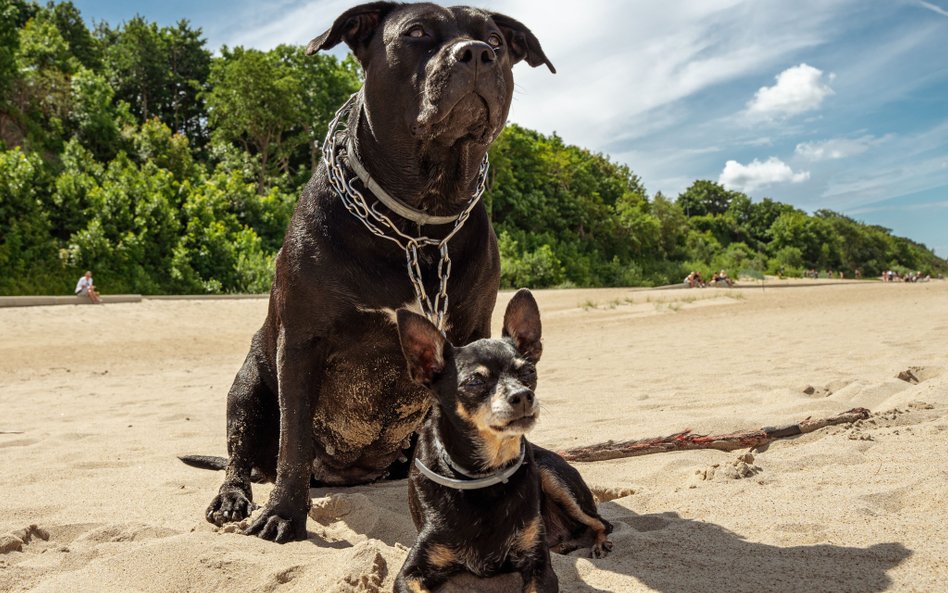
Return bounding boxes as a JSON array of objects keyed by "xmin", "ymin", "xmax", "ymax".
[{"xmin": 193, "ymin": 3, "xmax": 554, "ymax": 543}]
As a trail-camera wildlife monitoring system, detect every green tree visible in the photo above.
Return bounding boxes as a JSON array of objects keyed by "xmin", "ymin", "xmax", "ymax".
[
  {"xmin": 0, "ymin": 0, "xmax": 19, "ymax": 148},
  {"xmin": 51, "ymin": 137, "xmax": 101, "ymax": 240},
  {"xmin": 68, "ymin": 66, "xmax": 127, "ymax": 161},
  {"xmin": 9, "ymin": 10, "xmax": 79, "ymax": 151},
  {"xmin": 102, "ymin": 16, "xmax": 169, "ymax": 122},
  {"xmin": 0, "ymin": 147, "xmax": 65, "ymax": 294},
  {"xmin": 46, "ymin": 1, "xmax": 100, "ymax": 70},
  {"xmin": 650, "ymin": 192, "xmax": 689, "ymax": 259},
  {"xmin": 65, "ymin": 152, "xmax": 181, "ymax": 293},
  {"xmin": 272, "ymin": 45, "xmax": 361, "ymax": 180},
  {"xmin": 676, "ymin": 180, "xmax": 735, "ymax": 217},
  {"xmin": 205, "ymin": 46, "xmax": 303, "ymax": 193},
  {"xmin": 163, "ymin": 20, "xmax": 210, "ymax": 147}
]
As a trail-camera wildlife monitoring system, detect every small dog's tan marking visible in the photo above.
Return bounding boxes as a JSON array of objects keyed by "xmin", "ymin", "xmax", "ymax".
[
  {"xmin": 513, "ymin": 516, "xmax": 542, "ymax": 553},
  {"xmin": 455, "ymin": 401, "xmax": 522, "ymax": 469},
  {"xmin": 427, "ymin": 543, "xmax": 456, "ymax": 569},
  {"xmin": 539, "ymin": 467, "xmax": 610, "ymax": 547},
  {"xmin": 478, "ymin": 429, "xmax": 522, "ymax": 468},
  {"xmin": 523, "ymin": 579, "xmax": 539, "ymax": 593},
  {"xmin": 406, "ymin": 577, "xmax": 432, "ymax": 593}
]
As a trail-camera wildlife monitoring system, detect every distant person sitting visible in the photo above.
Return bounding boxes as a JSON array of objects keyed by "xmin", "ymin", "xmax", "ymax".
[
  {"xmin": 75, "ymin": 271, "xmax": 102, "ymax": 304},
  {"xmin": 714, "ymin": 270, "xmax": 734, "ymax": 287}
]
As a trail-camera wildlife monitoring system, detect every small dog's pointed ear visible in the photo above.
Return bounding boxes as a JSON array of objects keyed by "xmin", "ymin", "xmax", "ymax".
[
  {"xmin": 489, "ymin": 12, "xmax": 555, "ymax": 73},
  {"xmin": 306, "ymin": 2, "xmax": 399, "ymax": 59},
  {"xmin": 503, "ymin": 288, "xmax": 543, "ymax": 362},
  {"xmin": 397, "ymin": 309, "xmax": 447, "ymax": 385}
]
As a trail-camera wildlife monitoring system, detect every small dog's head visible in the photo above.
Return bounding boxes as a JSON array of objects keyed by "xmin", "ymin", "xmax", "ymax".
[
  {"xmin": 396, "ymin": 289, "xmax": 543, "ymax": 466},
  {"xmin": 307, "ymin": 3, "xmax": 554, "ymax": 148}
]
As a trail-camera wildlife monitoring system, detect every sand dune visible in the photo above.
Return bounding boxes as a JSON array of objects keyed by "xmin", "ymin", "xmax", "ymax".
[{"xmin": 2, "ymin": 281, "xmax": 946, "ymax": 592}]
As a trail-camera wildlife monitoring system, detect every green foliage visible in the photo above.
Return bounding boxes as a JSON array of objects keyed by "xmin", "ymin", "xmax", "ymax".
[
  {"xmin": 163, "ymin": 20, "xmax": 211, "ymax": 148},
  {"xmin": 69, "ymin": 66, "xmax": 126, "ymax": 160},
  {"xmin": 46, "ymin": 1, "xmax": 99, "ymax": 70},
  {"xmin": 1, "ymin": 3, "xmax": 946, "ymax": 296},
  {"xmin": 486, "ymin": 124, "xmax": 669, "ymax": 287},
  {"xmin": 498, "ymin": 231, "xmax": 564, "ymax": 288},
  {"xmin": 271, "ymin": 46, "xmax": 361, "ymax": 184},
  {"xmin": 676, "ymin": 180, "xmax": 736, "ymax": 217},
  {"xmin": 100, "ymin": 17, "xmax": 210, "ymax": 147},
  {"xmin": 205, "ymin": 46, "xmax": 302, "ymax": 193},
  {"xmin": 0, "ymin": 1, "xmax": 22, "ymax": 109},
  {"xmin": 0, "ymin": 147, "xmax": 68, "ymax": 293},
  {"xmin": 101, "ymin": 17, "xmax": 168, "ymax": 122}
]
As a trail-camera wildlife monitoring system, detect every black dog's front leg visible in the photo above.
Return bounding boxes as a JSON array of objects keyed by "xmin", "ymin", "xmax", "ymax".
[
  {"xmin": 206, "ymin": 347, "xmax": 271, "ymax": 526},
  {"xmin": 244, "ymin": 329, "xmax": 319, "ymax": 543}
]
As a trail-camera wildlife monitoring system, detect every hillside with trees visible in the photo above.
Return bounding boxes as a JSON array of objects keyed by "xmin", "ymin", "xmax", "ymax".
[{"xmin": 1, "ymin": 0, "xmax": 945, "ymax": 295}]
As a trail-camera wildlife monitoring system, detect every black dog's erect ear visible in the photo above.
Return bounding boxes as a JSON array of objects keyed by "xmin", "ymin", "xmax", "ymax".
[
  {"xmin": 397, "ymin": 309, "xmax": 448, "ymax": 385},
  {"xmin": 503, "ymin": 288, "xmax": 543, "ymax": 363},
  {"xmin": 305, "ymin": 2, "xmax": 399, "ymax": 58},
  {"xmin": 489, "ymin": 13, "xmax": 556, "ymax": 73}
]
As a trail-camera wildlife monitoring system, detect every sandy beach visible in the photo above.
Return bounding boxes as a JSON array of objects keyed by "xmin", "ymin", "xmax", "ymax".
[{"xmin": 1, "ymin": 281, "xmax": 946, "ymax": 593}]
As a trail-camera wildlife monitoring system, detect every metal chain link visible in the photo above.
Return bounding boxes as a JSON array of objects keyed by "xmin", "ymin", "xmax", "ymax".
[{"xmin": 322, "ymin": 93, "xmax": 489, "ymax": 332}]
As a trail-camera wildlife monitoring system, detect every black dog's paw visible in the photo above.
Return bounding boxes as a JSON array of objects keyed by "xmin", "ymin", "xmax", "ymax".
[
  {"xmin": 243, "ymin": 504, "xmax": 307, "ymax": 543},
  {"xmin": 591, "ymin": 538, "xmax": 613, "ymax": 559},
  {"xmin": 206, "ymin": 487, "xmax": 257, "ymax": 527}
]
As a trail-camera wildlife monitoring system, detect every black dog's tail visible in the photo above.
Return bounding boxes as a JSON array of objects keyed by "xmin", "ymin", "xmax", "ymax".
[
  {"xmin": 178, "ymin": 454, "xmax": 266, "ymax": 482},
  {"xmin": 179, "ymin": 454, "xmax": 229, "ymax": 471}
]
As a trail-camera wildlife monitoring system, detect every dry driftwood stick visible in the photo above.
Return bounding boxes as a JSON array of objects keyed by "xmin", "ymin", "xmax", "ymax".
[{"xmin": 557, "ymin": 407, "xmax": 871, "ymax": 462}]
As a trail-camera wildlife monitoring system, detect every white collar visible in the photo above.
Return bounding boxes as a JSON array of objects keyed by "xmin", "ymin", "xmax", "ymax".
[
  {"xmin": 414, "ymin": 437, "xmax": 526, "ymax": 491},
  {"xmin": 345, "ymin": 138, "xmax": 460, "ymax": 226}
]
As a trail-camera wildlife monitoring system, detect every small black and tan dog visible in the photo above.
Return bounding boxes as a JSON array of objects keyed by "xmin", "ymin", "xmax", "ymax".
[{"xmin": 394, "ymin": 289, "xmax": 613, "ymax": 593}]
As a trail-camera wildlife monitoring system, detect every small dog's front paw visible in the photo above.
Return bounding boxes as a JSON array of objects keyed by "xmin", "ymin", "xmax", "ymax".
[
  {"xmin": 206, "ymin": 488, "xmax": 257, "ymax": 526},
  {"xmin": 591, "ymin": 539, "xmax": 613, "ymax": 559},
  {"xmin": 244, "ymin": 505, "xmax": 307, "ymax": 543}
]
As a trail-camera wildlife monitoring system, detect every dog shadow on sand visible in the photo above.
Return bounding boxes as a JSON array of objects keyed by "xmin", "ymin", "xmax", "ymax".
[{"xmin": 306, "ymin": 484, "xmax": 910, "ymax": 593}]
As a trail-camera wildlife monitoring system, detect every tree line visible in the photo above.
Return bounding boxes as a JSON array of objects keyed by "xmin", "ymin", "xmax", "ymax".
[{"xmin": 1, "ymin": 0, "xmax": 945, "ymax": 296}]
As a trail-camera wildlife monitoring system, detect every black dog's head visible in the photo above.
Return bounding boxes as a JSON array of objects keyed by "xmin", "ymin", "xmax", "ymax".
[
  {"xmin": 396, "ymin": 289, "xmax": 543, "ymax": 467},
  {"xmin": 308, "ymin": 2, "xmax": 554, "ymax": 148}
]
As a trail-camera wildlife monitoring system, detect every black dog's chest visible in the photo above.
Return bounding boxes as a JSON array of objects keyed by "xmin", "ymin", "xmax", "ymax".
[{"xmin": 309, "ymin": 320, "xmax": 429, "ymax": 478}]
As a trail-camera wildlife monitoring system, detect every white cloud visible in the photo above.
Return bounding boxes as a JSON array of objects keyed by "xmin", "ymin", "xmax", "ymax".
[
  {"xmin": 918, "ymin": 1, "xmax": 948, "ymax": 18},
  {"xmin": 214, "ymin": 0, "xmax": 839, "ymax": 150},
  {"xmin": 850, "ymin": 200, "xmax": 948, "ymax": 215},
  {"xmin": 746, "ymin": 63, "xmax": 835, "ymax": 118},
  {"xmin": 794, "ymin": 134, "xmax": 889, "ymax": 161},
  {"xmin": 719, "ymin": 157, "xmax": 810, "ymax": 191}
]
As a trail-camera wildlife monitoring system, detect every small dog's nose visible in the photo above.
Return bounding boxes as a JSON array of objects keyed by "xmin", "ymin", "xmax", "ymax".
[
  {"xmin": 506, "ymin": 389, "xmax": 534, "ymax": 409},
  {"xmin": 452, "ymin": 40, "xmax": 496, "ymax": 68}
]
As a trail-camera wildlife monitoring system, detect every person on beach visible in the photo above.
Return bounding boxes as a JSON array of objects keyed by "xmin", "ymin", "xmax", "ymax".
[{"xmin": 75, "ymin": 271, "xmax": 102, "ymax": 304}]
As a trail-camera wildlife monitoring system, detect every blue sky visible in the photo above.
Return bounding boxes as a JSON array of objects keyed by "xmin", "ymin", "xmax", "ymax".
[{"xmin": 71, "ymin": 0, "xmax": 948, "ymax": 257}]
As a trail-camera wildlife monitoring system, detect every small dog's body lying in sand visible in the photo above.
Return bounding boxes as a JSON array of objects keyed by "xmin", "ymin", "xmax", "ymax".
[{"xmin": 394, "ymin": 289, "xmax": 613, "ymax": 593}]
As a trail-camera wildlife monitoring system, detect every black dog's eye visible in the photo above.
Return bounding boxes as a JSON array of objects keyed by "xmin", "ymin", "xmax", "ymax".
[
  {"xmin": 519, "ymin": 365, "xmax": 536, "ymax": 380},
  {"xmin": 405, "ymin": 25, "xmax": 427, "ymax": 38},
  {"xmin": 487, "ymin": 33, "xmax": 503, "ymax": 48}
]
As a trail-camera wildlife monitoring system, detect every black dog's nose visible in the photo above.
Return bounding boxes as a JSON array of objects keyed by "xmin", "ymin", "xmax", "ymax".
[
  {"xmin": 452, "ymin": 40, "xmax": 495, "ymax": 67},
  {"xmin": 506, "ymin": 389, "xmax": 534, "ymax": 409}
]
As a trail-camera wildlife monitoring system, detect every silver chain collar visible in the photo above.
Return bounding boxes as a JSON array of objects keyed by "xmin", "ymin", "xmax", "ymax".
[{"xmin": 322, "ymin": 93, "xmax": 490, "ymax": 333}]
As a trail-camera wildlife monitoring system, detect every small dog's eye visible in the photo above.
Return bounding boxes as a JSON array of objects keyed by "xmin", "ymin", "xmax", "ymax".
[
  {"xmin": 464, "ymin": 375, "xmax": 485, "ymax": 388},
  {"xmin": 520, "ymin": 365, "xmax": 536, "ymax": 379},
  {"xmin": 487, "ymin": 33, "xmax": 503, "ymax": 48},
  {"xmin": 406, "ymin": 25, "xmax": 426, "ymax": 38}
]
